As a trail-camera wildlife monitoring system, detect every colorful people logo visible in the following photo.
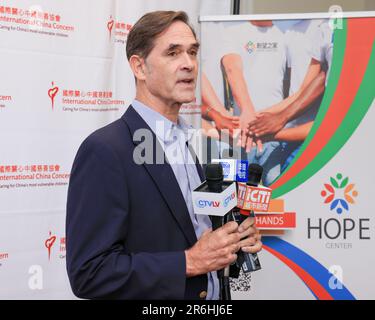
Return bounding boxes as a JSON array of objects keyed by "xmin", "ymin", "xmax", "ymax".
[{"xmin": 321, "ymin": 173, "xmax": 358, "ymax": 214}]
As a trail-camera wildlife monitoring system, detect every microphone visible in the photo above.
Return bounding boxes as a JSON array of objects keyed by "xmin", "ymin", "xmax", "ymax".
[
  {"xmin": 235, "ymin": 163, "xmax": 271, "ymax": 273},
  {"xmin": 205, "ymin": 163, "xmax": 225, "ymax": 230},
  {"xmin": 191, "ymin": 163, "xmax": 237, "ymax": 300},
  {"xmin": 211, "ymin": 159, "xmax": 247, "ymax": 278},
  {"xmin": 237, "ymin": 164, "xmax": 272, "ymax": 213},
  {"xmin": 192, "ymin": 163, "xmax": 237, "ymax": 222}
]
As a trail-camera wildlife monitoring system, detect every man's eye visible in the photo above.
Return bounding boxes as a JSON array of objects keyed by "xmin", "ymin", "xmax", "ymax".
[
  {"xmin": 168, "ymin": 51, "xmax": 177, "ymax": 56},
  {"xmin": 190, "ymin": 50, "xmax": 198, "ymax": 56}
]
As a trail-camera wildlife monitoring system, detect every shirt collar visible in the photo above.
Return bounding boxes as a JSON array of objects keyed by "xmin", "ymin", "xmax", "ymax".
[{"xmin": 132, "ymin": 99, "xmax": 194, "ymax": 145}]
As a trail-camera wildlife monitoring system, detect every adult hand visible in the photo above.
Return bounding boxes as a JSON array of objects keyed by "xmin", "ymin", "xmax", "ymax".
[
  {"xmin": 248, "ymin": 111, "xmax": 288, "ymax": 138},
  {"xmin": 210, "ymin": 110, "xmax": 240, "ymax": 138},
  {"xmin": 237, "ymin": 217, "xmax": 262, "ymax": 254},
  {"xmin": 235, "ymin": 110, "xmax": 257, "ymax": 152},
  {"xmin": 185, "ymin": 221, "xmax": 241, "ymax": 277}
]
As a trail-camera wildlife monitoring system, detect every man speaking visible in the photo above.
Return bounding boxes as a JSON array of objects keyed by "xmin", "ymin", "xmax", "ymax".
[{"xmin": 66, "ymin": 10, "xmax": 262, "ymax": 300}]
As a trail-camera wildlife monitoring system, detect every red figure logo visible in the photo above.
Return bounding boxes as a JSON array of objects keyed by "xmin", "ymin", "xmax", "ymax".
[
  {"xmin": 107, "ymin": 16, "xmax": 114, "ymax": 39},
  {"xmin": 45, "ymin": 231, "xmax": 56, "ymax": 261},
  {"xmin": 48, "ymin": 82, "xmax": 59, "ymax": 110}
]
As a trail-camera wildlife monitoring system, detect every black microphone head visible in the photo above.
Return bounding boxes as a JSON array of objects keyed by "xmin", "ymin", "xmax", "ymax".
[
  {"xmin": 205, "ymin": 163, "xmax": 224, "ymax": 192},
  {"xmin": 205, "ymin": 163, "xmax": 223, "ymax": 181},
  {"xmin": 247, "ymin": 163, "xmax": 263, "ymax": 186}
]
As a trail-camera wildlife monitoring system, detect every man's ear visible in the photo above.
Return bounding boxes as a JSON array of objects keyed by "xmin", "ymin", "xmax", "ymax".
[{"xmin": 129, "ymin": 55, "xmax": 146, "ymax": 81}]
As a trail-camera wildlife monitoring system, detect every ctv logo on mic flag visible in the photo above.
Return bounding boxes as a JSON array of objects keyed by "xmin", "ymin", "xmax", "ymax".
[
  {"xmin": 196, "ymin": 199, "xmax": 220, "ymax": 208},
  {"xmin": 196, "ymin": 191, "xmax": 236, "ymax": 209},
  {"xmin": 192, "ymin": 182, "xmax": 237, "ymax": 216},
  {"xmin": 237, "ymin": 183, "xmax": 272, "ymax": 212}
]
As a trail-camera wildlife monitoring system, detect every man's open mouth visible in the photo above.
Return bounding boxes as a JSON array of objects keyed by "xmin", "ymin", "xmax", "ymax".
[{"xmin": 178, "ymin": 79, "xmax": 194, "ymax": 84}]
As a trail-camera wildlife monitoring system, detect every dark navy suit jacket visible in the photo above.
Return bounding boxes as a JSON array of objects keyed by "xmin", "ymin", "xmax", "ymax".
[{"xmin": 66, "ymin": 105, "xmax": 208, "ymax": 299}]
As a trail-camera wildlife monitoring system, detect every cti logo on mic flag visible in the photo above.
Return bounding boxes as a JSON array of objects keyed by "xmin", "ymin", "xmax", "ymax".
[
  {"xmin": 48, "ymin": 81, "xmax": 59, "ymax": 110},
  {"xmin": 237, "ymin": 184, "xmax": 272, "ymax": 212}
]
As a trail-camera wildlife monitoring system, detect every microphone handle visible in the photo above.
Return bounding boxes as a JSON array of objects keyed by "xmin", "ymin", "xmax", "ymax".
[
  {"xmin": 210, "ymin": 213, "xmax": 233, "ymax": 300},
  {"xmin": 232, "ymin": 209, "xmax": 261, "ymax": 273},
  {"xmin": 211, "ymin": 215, "xmax": 223, "ymax": 231},
  {"xmin": 210, "ymin": 215, "xmax": 224, "ymax": 279},
  {"xmin": 222, "ymin": 212, "xmax": 232, "ymax": 300}
]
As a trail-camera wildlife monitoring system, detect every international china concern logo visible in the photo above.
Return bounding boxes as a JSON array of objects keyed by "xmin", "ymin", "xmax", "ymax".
[
  {"xmin": 48, "ymin": 82, "xmax": 59, "ymax": 110},
  {"xmin": 320, "ymin": 173, "xmax": 358, "ymax": 214},
  {"xmin": 106, "ymin": 15, "xmax": 132, "ymax": 44},
  {"xmin": 45, "ymin": 231, "xmax": 56, "ymax": 261},
  {"xmin": 107, "ymin": 15, "xmax": 114, "ymax": 39}
]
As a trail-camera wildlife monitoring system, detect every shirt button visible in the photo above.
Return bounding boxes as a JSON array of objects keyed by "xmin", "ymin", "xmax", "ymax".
[{"xmin": 199, "ymin": 291, "xmax": 207, "ymax": 299}]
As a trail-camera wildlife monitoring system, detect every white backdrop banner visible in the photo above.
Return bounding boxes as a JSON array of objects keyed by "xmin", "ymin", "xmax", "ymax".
[{"xmin": 0, "ymin": 0, "xmax": 230, "ymax": 299}]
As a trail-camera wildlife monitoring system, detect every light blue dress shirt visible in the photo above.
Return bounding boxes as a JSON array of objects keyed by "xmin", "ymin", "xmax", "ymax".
[{"xmin": 132, "ymin": 100, "xmax": 220, "ymax": 300}]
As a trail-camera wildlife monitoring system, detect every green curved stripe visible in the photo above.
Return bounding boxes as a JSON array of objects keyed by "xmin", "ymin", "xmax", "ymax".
[
  {"xmin": 274, "ymin": 36, "xmax": 375, "ymax": 199},
  {"xmin": 271, "ymin": 19, "xmax": 347, "ymax": 198}
]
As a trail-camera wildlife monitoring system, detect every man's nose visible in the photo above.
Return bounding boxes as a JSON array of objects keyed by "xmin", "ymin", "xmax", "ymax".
[{"xmin": 180, "ymin": 52, "xmax": 196, "ymax": 71}]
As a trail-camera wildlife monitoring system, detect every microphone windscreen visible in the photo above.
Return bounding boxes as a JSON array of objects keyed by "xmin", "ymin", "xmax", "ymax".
[
  {"xmin": 205, "ymin": 163, "xmax": 223, "ymax": 182},
  {"xmin": 247, "ymin": 163, "xmax": 263, "ymax": 186}
]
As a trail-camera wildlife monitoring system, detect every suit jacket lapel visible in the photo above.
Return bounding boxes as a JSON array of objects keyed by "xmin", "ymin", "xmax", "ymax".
[
  {"xmin": 122, "ymin": 105, "xmax": 197, "ymax": 246},
  {"xmin": 186, "ymin": 141, "xmax": 205, "ymax": 182}
]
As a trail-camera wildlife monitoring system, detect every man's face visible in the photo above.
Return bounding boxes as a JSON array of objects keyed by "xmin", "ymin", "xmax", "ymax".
[{"xmin": 141, "ymin": 21, "xmax": 199, "ymax": 107}]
